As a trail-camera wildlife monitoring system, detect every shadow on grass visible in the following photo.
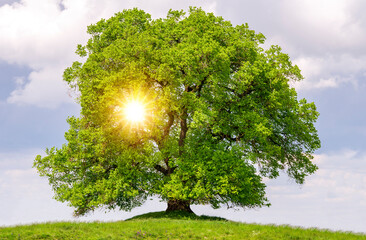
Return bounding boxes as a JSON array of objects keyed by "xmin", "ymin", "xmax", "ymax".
[{"xmin": 125, "ymin": 211, "xmax": 228, "ymax": 222}]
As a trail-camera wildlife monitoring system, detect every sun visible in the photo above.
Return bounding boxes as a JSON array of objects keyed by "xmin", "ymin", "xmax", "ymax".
[{"xmin": 124, "ymin": 100, "xmax": 146, "ymax": 123}]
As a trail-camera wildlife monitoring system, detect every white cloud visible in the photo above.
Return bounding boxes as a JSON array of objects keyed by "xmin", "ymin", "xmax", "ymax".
[
  {"xmin": 276, "ymin": 0, "xmax": 365, "ymax": 54},
  {"xmin": 7, "ymin": 67, "xmax": 74, "ymax": 108},
  {"xmin": 1, "ymin": 0, "xmax": 366, "ymax": 233},
  {"xmin": 278, "ymin": 0, "xmax": 366, "ymax": 91},
  {"xmin": 0, "ymin": 149, "xmax": 75, "ymax": 225},
  {"xmin": 291, "ymin": 54, "xmax": 366, "ymax": 91},
  {"xmin": 1, "ymin": 147, "xmax": 366, "ymax": 232},
  {"xmin": 0, "ymin": 0, "xmax": 217, "ymax": 108},
  {"xmin": 192, "ymin": 149, "xmax": 366, "ymax": 233},
  {"xmin": 4, "ymin": 0, "xmax": 365, "ymax": 104},
  {"xmin": 216, "ymin": 0, "xmax": 366, "ymax": 91},
  {"xmin": 0, "ymin": 0, "xmax": 93, "ymax": 108},
  {"xmin": 14, "ymin": 76, "xmax": 25, "ymax": 86},
  {"xmin": 0, "ymin": 148, "xmax": 167, "ymax": 226}
]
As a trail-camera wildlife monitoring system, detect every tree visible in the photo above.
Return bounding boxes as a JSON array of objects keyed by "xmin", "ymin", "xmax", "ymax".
[{"xmin": 34, "ymin": 7, "xmax": 320, "ymax": 215}]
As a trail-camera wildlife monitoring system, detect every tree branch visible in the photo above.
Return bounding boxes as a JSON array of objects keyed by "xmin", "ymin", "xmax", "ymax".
[
  {"xmin": 163, "ymin": 112, "xmax": 174, "ymax": 139},
  {"xmin": 196, "ymin": 76, "xmax": 208, "ymax": 98},
  {"xmin": 154, "ymin": 164, "xmax": 168, "ymax": 175},
  {"xmin": 179, "ymin": 107, "xmax": 188, "ymax": 156},
  {"xmin": 217, "ymin": 83, "xmax": 254, "ymax": 98}
]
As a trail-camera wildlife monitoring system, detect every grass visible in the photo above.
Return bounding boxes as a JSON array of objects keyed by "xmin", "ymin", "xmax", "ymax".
[{"xmin": 1, "ymin": 211, "xmax": 365, "ymax": 239}]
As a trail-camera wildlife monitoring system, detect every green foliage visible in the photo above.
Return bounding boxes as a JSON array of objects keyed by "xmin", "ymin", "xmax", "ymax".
[
  {"xmin": 34, "ymin": 7, "xmax": 320, "ymax": 215},
  {"xmin": 1, "ymin": 219, "xmax": 364, "ymax": 240}
]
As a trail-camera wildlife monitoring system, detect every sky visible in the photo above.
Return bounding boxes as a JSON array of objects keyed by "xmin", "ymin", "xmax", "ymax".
[{"xmin": 0, "ymin": 0, "xmax": 365, "ymax": 233}]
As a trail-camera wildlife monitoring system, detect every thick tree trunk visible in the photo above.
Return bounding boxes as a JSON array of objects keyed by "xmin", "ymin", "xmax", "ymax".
[{"xmin": 166, "ymin": 199, "xmax": 193, "ymax": 213}]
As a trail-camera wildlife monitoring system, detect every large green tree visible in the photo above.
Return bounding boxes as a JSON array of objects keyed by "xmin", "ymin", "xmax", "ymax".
[{"xmin": 34, "ymin": 8, "xmax": 320, "ymax": 215}]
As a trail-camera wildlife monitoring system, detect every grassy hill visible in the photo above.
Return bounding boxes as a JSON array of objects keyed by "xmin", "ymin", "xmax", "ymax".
[{"xmin": 1, "ymin": 211, "xmax": 365, "ymax": 239}]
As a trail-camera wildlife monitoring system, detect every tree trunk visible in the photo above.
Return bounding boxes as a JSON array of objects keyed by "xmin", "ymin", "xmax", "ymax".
[{"xmin": 166, "ymin": 199, "xmax": 193, "ymax": 213}]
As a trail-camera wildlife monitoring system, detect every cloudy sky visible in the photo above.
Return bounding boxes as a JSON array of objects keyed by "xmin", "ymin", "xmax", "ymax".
[{"xmin": 1, "ymin": 0, "xmax": 365, "ymax": 233}]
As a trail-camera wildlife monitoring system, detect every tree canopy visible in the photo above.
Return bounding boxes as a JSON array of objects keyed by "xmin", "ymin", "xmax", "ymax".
[{"xmin": 34, "ymin": 7, "xmax": 320, "ymax": 215}]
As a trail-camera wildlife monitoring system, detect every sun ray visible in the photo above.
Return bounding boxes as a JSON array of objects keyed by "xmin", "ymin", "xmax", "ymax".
[{"xmin": 124, "ymin": 100, "xmax": 145, "ymax": 123}]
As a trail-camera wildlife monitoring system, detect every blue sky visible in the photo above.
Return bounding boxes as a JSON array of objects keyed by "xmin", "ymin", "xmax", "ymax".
[{"xmin": 0, "ymin": 0, "xmax": 365, "ymax": 233}]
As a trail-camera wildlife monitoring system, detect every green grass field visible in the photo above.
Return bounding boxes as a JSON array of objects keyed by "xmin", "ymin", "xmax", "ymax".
[{"xmin": 1, "ymin": 211, "xmax": 365, "ymax": 239}]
